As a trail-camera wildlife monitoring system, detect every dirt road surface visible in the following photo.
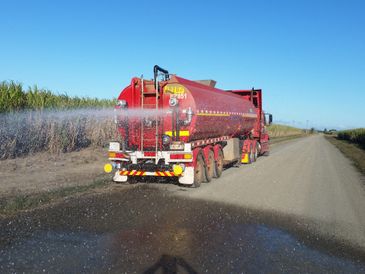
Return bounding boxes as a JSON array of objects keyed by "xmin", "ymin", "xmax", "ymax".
[
  {"xmin": 1, "ymin": 135, "xmax": 365, "ymax": 273},
  {"xmin": 0, "ymin": 147, "xmax": 107, "ymax": 197},
  {"xmin": 172, "ymin": 134, "xmax": 365, "ymax": 250}
]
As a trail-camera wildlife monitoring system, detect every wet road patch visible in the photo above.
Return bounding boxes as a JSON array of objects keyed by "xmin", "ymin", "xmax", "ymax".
[{"xmin": 1, "ymin": 185, "xmax": 364, "ymax": 273}]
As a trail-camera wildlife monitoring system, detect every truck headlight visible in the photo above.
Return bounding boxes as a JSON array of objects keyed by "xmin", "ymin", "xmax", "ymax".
[{"xmin": 109, "ymin": 142, "xmax": 120, "ymax": 151}]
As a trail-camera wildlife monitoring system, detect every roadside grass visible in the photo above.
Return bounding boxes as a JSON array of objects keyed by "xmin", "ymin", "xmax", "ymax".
[
  {"xmin": 0, "ymin": 110, "xmax": 115, "ymax": 159},
  {"xmin": 267, "ymin": 124, "xmax": 304, "ymax": 138},
  {"xmin": 0, "ymin": 177, "xmax": 110, "ymax": 215},
  {"xmin": 337, "ymin": 128, "xmax": 365, "ymax": 148},
  {"xmin": 0, "ymin": 80, "xmax": 116, "ymax": 160},
  {"xmin": 325, "ymin": 135, "xmax": 365, "ymax": 175},
  {"xmin": 0, "ymin": 80, "xmax": 114, "ymax": 112},
  {"xmin": 267, "ymin": 124, "xmax": 309, "ymax": 144}
]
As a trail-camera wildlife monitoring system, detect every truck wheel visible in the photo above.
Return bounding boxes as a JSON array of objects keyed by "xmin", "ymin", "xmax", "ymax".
[
  {"xmin": 248, "ymin": 144, "xmax": 254, "ymax": 164},
  {"xmin": 250, "ymin": 150, "xmax": 255, "ymax": 163},
  {"xmin": 253, "ymin": 143, "xmax": 258, "ymax": 162},
  {"xmin": 214, "ymin": 149, "xmax": 224, "ymax": 178},
  {"xmin": 257, "ymin": 142, "xmax": 262, "ymax": 156},
  {"xmin": 193, "ymin": 153, "xmax": 206, "ymax": 187},
  {"xmin": 205, "ymin": 150, "xmax": 215, "ymax": 182}
]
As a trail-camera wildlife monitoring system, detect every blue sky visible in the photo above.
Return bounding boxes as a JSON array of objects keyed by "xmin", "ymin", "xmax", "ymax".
[{"xmin": 1, "ymin": 0, "xmax": 364, "ymax": 129}]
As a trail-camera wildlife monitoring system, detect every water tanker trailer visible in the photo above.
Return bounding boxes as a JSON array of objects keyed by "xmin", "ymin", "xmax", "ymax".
[{"xmin": 104, "ymin": 65, "xmax": 272, "ymax": 187}]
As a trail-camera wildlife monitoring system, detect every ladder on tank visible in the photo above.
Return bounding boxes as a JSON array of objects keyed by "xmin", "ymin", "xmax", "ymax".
[
  {"xmin": 140, "ymin": 75, "xmax": 161, "ymax": 165},
  {"xmin": 140, "ymin": 66, "xmax": 170, "ymax": 165}
]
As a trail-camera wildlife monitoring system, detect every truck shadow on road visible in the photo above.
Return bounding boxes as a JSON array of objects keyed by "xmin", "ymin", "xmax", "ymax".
[
  {"xmin": 0, "ymin": 185, "xmax": 364, "ymax": 273},
  {"xmin": 143, "ymin": 254, "xmax": 198, "ymax": 274}
]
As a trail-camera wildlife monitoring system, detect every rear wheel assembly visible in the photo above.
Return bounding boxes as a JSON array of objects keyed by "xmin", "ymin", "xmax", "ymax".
[
  {"xmin": 205, "ymin": 150, "xmax": 215, "ymax": 182},
  {"xmin": 253, "ymin": 143, "xmax": 258, "ymax": 162},
  {"xmin": 193, "ymin": 153, "xmax": 206, "ymax": 187},
  {"xmin": 248, "ymin": 144, "xmax": 255, "ymax": 164},
  {"xmin": 214, "ymin": 149, "xmax": 224, "ymax": 178}
]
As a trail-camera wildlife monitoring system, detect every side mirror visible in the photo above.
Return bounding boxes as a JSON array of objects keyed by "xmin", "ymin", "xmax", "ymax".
[
  {"xmin": 269, "ymin": 114, "xmax": 273, "ymax": 125},
  {"xmin": 264, "ymin": 113, "xmax": 273, "ymax": 125}
]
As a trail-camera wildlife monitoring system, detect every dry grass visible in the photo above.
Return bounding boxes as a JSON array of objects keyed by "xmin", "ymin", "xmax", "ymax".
[
  {"xmin": 0, "ymin": 109, "xmax": 116, "ymax": 159},
  {"xmin": 0, "ymin": 80, "xmax": 117, "ymax": 159},
  {"xmin": 325, "ymin": 135, "xmax": 365, "ymax": 175},
  {"xmin": 337, "ymin": 128, "xmax": 365, "ymax": 148},
  {"xmin": 267, "ymin": 124, "xmax": 304, "ymax": 138}
]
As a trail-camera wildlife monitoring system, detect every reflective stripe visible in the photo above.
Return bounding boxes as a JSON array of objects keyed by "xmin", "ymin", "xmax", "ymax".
[
  {"xmin": 197, "ymin": 113, "xmax": 230, "ymax": 117},
  {"xmin": 165, "ymin": 130, "xmax": 190, "ymax": 137},
  {"xmin": 242, "ymin": 113, "xmax": 258, "ymax": 118},
  {"xmin": 191, "ymin": 136, "xmax": 230, "ymax": 148},
  {"xmin": 119, "ymin": 170, "xmax": 177, "ymax": 176},
  {"xmin": 144, "ymin": 172, "xmax": 155, "ymax": 176}
]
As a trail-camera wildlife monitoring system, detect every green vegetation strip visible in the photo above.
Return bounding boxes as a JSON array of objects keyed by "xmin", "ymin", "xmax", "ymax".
[
  {"xmin": 0, "ymin": 178, "xmax": 109, "ymax": 215},
  {"xmin": 337, "ymin": 128, "xmax": 365, "ymax": 149},
  {"xmin": 325, "ymin": 135, "xmax": 365, "ymax": 175},
  {"xmin": 1, "ymin": 81, "xmax": 114, "ymax": 112}
]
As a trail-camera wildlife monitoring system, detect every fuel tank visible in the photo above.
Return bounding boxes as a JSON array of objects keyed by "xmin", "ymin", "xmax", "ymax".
[{"xmin": 117, "ymin": 75, "xmax": 258, "ymax": 149}]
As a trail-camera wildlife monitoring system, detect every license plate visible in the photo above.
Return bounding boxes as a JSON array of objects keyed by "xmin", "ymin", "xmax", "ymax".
[
  {"xmin": 109, "ymin": 142, "xmax": 120, "ymax": 151},
  {"xmin": 170, "ymin": 142, "xmax": 184, "ymax": 150}
]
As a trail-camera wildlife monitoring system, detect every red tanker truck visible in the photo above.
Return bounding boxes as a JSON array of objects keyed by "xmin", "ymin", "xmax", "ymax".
[{"xmin": 104, "ymin": 65, "xmax": 272, "ymax": 187}]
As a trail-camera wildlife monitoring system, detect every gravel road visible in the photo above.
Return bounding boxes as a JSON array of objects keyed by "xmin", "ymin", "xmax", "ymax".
[
  {"xmin": 170, "ymin": 134, "xmax": 365, "ymax": 250},
  {"xmin": 1, "ymin": 135, "xmax": 365, "ymax": 273}
]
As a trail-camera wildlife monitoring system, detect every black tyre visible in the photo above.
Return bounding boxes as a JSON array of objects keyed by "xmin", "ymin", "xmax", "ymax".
[
  {"xmin": 253, "ymin": 143, "xmax": 258, "ymax": 162},
  {"xmin": 248, "ymin": 144, "xmax": 254, "ymax": 164},
  {"xmin": 193, "ymin": 153, "xmax": 206, "ymax": 187},
  {"xmin": 251, "ymin": 150, "xmax": 255, "ymax": 163},
  {"xmin": 205, "ymin": 150, "xmax": 215, "ymax": 182},
  {"xmin": 214, "ymin": 149, "xmax": 224, "ymax": 178},
  {"xmin": 256, "ymin": 142, "xmax": 262, "ymax": 156}
]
